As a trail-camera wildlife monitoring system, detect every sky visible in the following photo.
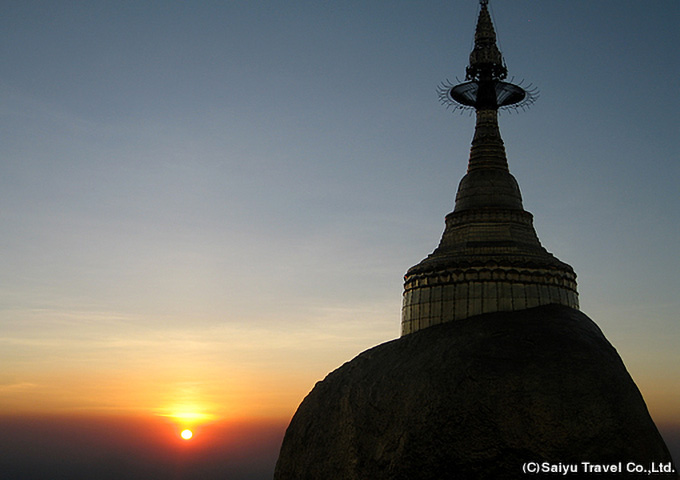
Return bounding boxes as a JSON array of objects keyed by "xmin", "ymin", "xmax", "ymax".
[{"xmin": 1, "ymin": 0, "xmax": 678, "ymax": 477}]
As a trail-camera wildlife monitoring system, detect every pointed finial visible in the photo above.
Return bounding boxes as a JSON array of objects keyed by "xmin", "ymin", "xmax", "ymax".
[
  {"xmin": 437, "ymin": 0, "xmax": 538, "ymax": 112},
  {"xmin": 467, "ymin": 0, "xmax": 506, "ymax": 81}
]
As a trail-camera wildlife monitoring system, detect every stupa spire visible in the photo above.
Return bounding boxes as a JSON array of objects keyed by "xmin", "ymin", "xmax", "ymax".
[
  {"xmin": 467, "ymin": 0, "xmax": 507, "ymax": 83},
  {"xmin": 401, "ymin": 1, "xmax": 577, "ymax": 336}
]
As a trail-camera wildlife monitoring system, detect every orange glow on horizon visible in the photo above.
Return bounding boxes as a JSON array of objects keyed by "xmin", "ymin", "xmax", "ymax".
[
  {"xmin": 0, "ymin": 412, "xmax": 290, "ymax": 479},
  {"xmin": 152, "ymin": 404, "xmax": 222, "ymax": 447},
  {"xmin": 159, "ymin": 410, "xmax": 217, "ymax": 424}
]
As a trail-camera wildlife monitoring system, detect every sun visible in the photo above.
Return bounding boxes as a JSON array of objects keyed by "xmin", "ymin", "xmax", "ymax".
[{"xmin": 156, "ymin": 406, "xmax": 217, "ymax": 442}]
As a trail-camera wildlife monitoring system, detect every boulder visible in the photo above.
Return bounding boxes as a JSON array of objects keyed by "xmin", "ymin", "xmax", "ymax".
[{"xmin": 275, "ymin": 304, "xmax": 674, "ymax": 479}]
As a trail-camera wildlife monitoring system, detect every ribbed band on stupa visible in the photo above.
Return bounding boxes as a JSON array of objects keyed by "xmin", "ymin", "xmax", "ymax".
[{"xmin": 401, "ymin": 1, "xmax": 578, "ymax": 336}]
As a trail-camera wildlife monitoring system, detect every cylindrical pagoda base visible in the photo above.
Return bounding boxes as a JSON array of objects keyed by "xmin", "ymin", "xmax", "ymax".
[{"xmin": 401, "ymin": 262, "xmax": 578, "ymax": 335}]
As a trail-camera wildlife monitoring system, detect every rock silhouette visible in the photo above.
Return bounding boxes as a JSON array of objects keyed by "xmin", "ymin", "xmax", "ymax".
[{"xmin": 274, "ymin": 305, "xmax": 674, "ymax": 479}]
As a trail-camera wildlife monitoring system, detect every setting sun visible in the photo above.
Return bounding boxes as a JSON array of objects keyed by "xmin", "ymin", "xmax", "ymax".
[{"xmin": 180, "ymin": 429, "xmax": 193, "ymax": 440}]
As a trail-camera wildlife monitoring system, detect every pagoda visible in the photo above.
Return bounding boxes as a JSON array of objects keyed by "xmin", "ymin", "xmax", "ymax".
[
  {"xmin": 401, "ymin": 0, "xmax": 578, "ymax": 335},
  {"xmin": 275, "ymin": 4, "xmax": 675, "ymax": 476}
]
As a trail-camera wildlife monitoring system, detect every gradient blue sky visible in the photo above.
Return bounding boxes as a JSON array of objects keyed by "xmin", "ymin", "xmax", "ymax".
[{"xmin": 1, "ymin": 0, "xmax": 678, "ymax": 467}]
